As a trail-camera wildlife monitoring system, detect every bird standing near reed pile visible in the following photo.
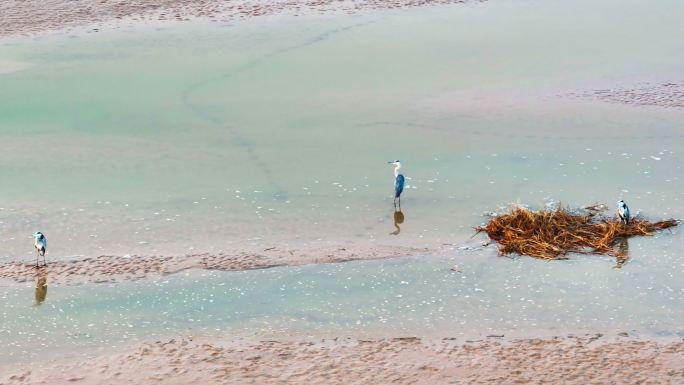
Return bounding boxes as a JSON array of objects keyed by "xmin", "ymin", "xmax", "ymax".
[
  {"xmin": 388, "ymin": 160, "xmax": 405, "ymax": 208},
  {"xmin": 33, "ymin": 231, "xmax": 47, "ymax": 267},
  {"xmin": 617, "ymin": 199, "xmax": 631, "ymax": 225}
]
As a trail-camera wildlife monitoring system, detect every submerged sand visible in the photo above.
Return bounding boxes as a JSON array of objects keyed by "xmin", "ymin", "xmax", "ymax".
[
  {"xmin": 4, "ymin": 335, "xmax": 683, "ymax": 384},
  {"xmin": 0, "ymin": 245, "xmax": 428, "ymax": 284}
]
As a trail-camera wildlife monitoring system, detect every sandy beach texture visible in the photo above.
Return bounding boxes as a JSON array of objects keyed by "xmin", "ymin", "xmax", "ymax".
[
  {"xmin": 4, "ymin": 335, "xmax": 683, "ymax": 384},
  {"xmin": 0, "ymin": 245, "xmax": 428, "ymax": 284},
  {"xmin": 569, "ymin": 82, "xmax": 684, "ymax": 109},
  {"xmin": 0, "ymin": 0, "xmax": 480, "ymax": 38}
]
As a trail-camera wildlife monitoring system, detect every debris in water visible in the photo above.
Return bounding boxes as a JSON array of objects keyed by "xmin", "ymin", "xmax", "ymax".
[{"xmin": 476, "ymin": 205, "xmax": 678, "ymax": 260}]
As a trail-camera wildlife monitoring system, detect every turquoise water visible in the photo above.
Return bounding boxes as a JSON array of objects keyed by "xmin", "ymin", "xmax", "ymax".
[
  {"xmin": 1, "ymin": 0, "xmax": 684, "ymax": 368},
  {"xmin": 1, "ymin": 0, "xmax": 683, "ymax": 257}
]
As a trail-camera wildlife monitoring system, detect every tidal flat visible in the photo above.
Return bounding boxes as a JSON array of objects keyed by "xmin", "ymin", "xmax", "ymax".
[{"xmin": 1, "ymin": 0, "xmax": 683, "ymax": 383}]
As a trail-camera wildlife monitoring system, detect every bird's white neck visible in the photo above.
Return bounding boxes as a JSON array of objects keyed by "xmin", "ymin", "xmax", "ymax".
[{"xmin": 394, "ymin": 163, "xmax": 401, "ymax": 178}]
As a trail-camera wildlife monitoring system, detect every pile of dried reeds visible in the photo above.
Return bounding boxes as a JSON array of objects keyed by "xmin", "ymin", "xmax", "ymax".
[{"xmin": 476, "ymin": 206, "xmax": 678, "ymax": 260}]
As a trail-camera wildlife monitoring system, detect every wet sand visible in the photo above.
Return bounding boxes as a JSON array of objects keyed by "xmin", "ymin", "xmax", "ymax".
[
  {"xmin": 0, "ymin": 245, "xmax": 428, "ymax": 284},
  {"xmin": 4, "ymin": 334, "xmax": 683, "ymax": 384},
  {"xmin": 568, "ymin": 82, "xmax": 684, "ymax": 109},
  {"xmin": 0, "ymin": 0, "xmax": 480, "ymax": 38}
]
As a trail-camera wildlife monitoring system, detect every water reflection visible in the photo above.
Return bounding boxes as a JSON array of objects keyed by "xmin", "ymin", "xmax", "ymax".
[
  {"xmin": 34, "ymin": 267, "xmax": 48, "ymax": 306},
  {"xmin": 614, "ymin": 238, "xmax": 629, "ymax": 269},
  {"xmin": 390, "ymin": 208, "xmax": 405, "ymax": 235}
]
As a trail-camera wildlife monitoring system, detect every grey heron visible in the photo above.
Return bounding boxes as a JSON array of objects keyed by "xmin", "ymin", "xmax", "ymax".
[
  {"xmin": 388, "ymin": 160, "xmax": 405, "ymax": 208},
  {"xmin": 33, "ymin": 231, "xmax": 47, "ymax": 267},
  {"xmin": 617, "ymin": 199, "xmax": 630, "ymax": 225}
]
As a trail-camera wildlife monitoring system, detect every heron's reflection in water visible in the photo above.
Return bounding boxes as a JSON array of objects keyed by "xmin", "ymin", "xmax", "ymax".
[
  {"xmin": 614, "ymin": 238, "xmax": 629, "ymax": 269},
  {"xmin": 390, "ymin": 208, "xmax": 405, "ymax": 235},
  {"xmin": 34, "ymin": 266, "xmax": 48, "ymax": 306}
]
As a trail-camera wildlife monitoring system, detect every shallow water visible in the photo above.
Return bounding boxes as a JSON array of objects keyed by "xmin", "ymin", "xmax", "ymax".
[
  {"xmin": 1, "ymin": 0, "xmax": 684, "ymax": 369},
  {"xmin": 2, "ymin": 229, "xmax": 683, "ymax": 364},
  {"xmin": 1, "ymin": 0, "xmax": 683, "ymax": 257}
]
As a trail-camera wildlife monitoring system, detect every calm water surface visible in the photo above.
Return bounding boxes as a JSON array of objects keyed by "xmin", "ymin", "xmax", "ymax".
[
  {"xmin": 0, "ymin": 0, "xmax": 682, "ymax": 256},
  {"xmin": 1, "ymin": 0, "xmax": 683, "ymax": 367}
]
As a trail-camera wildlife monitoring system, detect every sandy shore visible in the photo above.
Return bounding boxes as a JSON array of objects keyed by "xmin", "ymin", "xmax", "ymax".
[
  {"xmin": 0, "ymin": 0, "xmax": 481, "ymax": 38},
  {"xmin": 0, "ymin": 245, "xmax": 429, "ymax": 285},
  {"xmin": 569, "ymin": 82, "xmax": 684, "ymax": 109},
  {"xmin": 4, "ymin": 334, "xmax": 683, "ymax": 384}
]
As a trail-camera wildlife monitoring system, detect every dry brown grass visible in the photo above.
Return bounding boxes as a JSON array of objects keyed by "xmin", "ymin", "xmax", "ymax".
[{"xmin": 476, "ymin": 206, "xmax": 678, "ymax": 260}]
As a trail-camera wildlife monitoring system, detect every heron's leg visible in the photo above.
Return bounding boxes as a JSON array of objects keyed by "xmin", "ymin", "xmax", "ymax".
[
  {"xmin": 42, "ymin": 253, "xmax": 47, "ymax": 267},
  {"xmin": 35, "ymin": 251, "xmax": 40, "ymax": 268}
]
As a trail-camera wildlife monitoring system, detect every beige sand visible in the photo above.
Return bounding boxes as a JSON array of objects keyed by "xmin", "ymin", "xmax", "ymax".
[
  {"xmin": 569, "ymin": 82, "xmax": 684, "ymax": 109},
  {"xmin": 0, "ymin": 0, "xmax": 480, "ymax": 38},
  {"xmin": 4, "ymin": 334, "xmax": 683, "ymax": 384},
  {"xmin": 0, "ymin": 245, "xmax": 428, "ymax": 284}
]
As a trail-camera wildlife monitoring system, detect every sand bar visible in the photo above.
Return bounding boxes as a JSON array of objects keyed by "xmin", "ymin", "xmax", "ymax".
[
  {"xmin": 0, "ymin": 0, "xmax": 480, "ymax": 38},
  {"xmin": 0, "ymin": 245, "xmax": 428, "ymax": 285},
  {"xmin": 568, "ymin": 82, "xmax": 684, "ymax": 109},
  {"xmin": 4, "ymin": 334, "xmax": 683, "ymax": 384}
]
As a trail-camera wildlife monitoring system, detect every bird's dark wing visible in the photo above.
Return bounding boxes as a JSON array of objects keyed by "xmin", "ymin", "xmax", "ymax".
[{"xmin": 395, "ymin": 174, "xmax": 405, "ymax": 198}]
